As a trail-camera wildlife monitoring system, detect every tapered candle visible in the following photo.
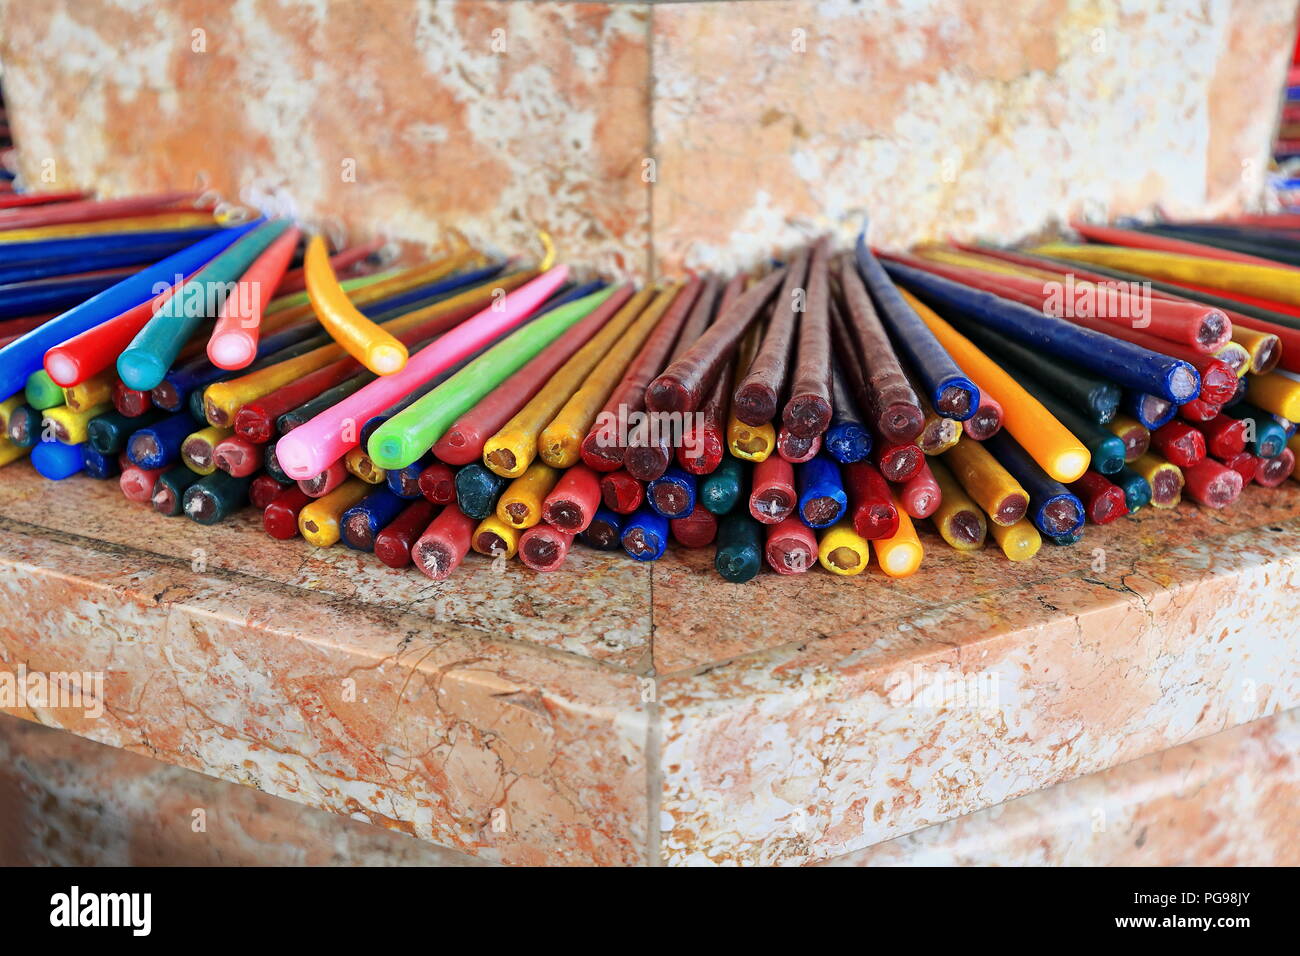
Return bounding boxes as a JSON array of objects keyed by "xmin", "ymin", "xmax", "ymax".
[
  {"xmin": 875, "ymin": 492, "xmax": 924, "ymax": 578},
  {"xmin": 412, "ymin": 504, "xmax": 476, "ymax": 580},
  {"xmin": 700, "ymin": 456, "xmax": 746, "ymax": 515},
  {"xmin": 206, "ymin": 225, "xmax": 301, "ymax": 369},
  {"xmin": 303, "ymin": 234, "xmax": 413, "ymax": 375},
  {"xmin": 670, "ymin": 504, "xmax": 718, "ymax": 548},
  {"xmin": 869, "ymin": 431, "xmax": 923, "ymax": 483},
  {"xmin": 1014, "ymin": 373, "xmax": 1126, "ymax": 475},
  {"xmin": 183, "ymin": 472, "xmax": 252, "ymax": 525},
  {"xmin": 900, "ymin": 458, "xmax": 942, "ymax": 519},
  {"xmin": 1256, "ymin": 447, "xmax": 1295, "ymax": 487},
  {"xmin": 676, "ymin": 277, "xmax": 747, "ymax": 475},
  {"xmin": 340, "ymin": 487, "xmax": 406, "ymax": 551},
  {"xmin": 31, "ymin": 439, "xmax": 84, "ymax": 479},
  {"xmin": 275, "ymin": 266, "xmax": 570, "ymax": 480},
  {"xmin": 263, "ymin": 486, "xmax": 311, "ymax": 539},
  {"xmin": 816, "ymin": 523, "xmax": 871, "ymax": 575},
  {"xmin": 0, "ymin": 191, "xmax": 201, "ymax": 231},
  {"xmin": 580, "ymin": 507, "xmax": 624, "ymax": 551},
  {"xmin": 518, "ymin": 525, "xmax": 575, "ymax": 572},
  {"xmin": 1195, "ymin": 414, "xmax": 1248, "ymax": 459},
  {"xmin": 118, "ymin": 220, "xmax": 290, "ymax": 390},
  {"xmin": 181, "ymin": 425, "xmax": 231, "ymax": 475},
  {"xmin": 913, "ymin": 387, "xmax": 962, "ymax": 456},
  {"xmin": 1183, "ymin": 458, "xmax": 1243, "ymax": 508},
  {"xmin": 764, "ymin": 517, "xmax": 817, "ymax": 574},
  {"xmin": 775, "ymin": 426, "xmax": 820, "ymax": 464},
  {"xmin": 989, "ymin": 518, "xmax": 1042, "ymax": 562},
  {"xmin": 928, "ymin": 459, "xmax": 987, "ymax": 551},
  {"xmin": 263, "ymin": 443, "xmax": 292, "ymax": 484},
  {"xmin": 749, "ymin": 454, "xmax": 796, "ymax": 524},
  {"xmin": 601, "ymin": 469, "xmax": 643, "ymax": 514},
  {"xmin": 897, "ymin": 289, "xmax": 1090, "ymax": 482},
  {"xmin": 725, "ymin": 322, "xmax": 776, "ymax": 462},
  {"xmin": 1178, "ymin": 397, "xmax": 1222, "ymax": 423},
  {"xmin": 1133, "ymin": 453, "xmax": 1184, "ymax": 508},
  {"xmin": 796, "ymin": 454, "xmax": 847, "ymax": 528},
  {"xmin": 647, "ymin": 267, "xmax": 787, "ymax": 414},
  {"xmin": 734, "ymin": 249, "xmax": 808, "ymax": 426},
  {"xmin": 782, "ymin": 238, "xmax": 833, "ymax": 437},
  {"xmin": 417, "ymin": 462, "xmax": 456, "ymax": 504},
  {"xmin": 471, "ymin": 513, "xmax": 521, "ymax": 561},
  {"xmin": 249, "ymin": 474, "xmax": 289, "ymax": 510},
  {"xmin": 963, "ymin": 392, "xmax": 1004, "ymax": 441},
  {"xmin": 298, "ymin": 478, "xmax": 369, "ymax": 545},
  {"xmin": 824, "ymin": 356, "xmax": 872, "ymax": 463},
  {"xmin": 844, "ymin": 460, "xmax": 900, "ymax": 539},
  {"xmin": 0, "ymin": 394, "xmax": 22, "ymax": 434},
  {"xmin": 299, "ymin": 459, "xmax": 349, "ymax": 498},
  {"xmin": 942, "ymin": 435, "xmax": 1029, "ymax": 526},
  {"xmin": 1070, "ymin": 221, "xmax": 1286, "ymax": 268},
  {"xmin": 496, "ymin": 461, "xmax": 560, "ymax": 530},
  {"xmin": 715, "ymin": 510, "xmax": 763, "ymax": 582},
  {"xmin": 621, "ymin": 507, "xmax": 669, "ymax": 562},
  {"xmin": 151, "ymin": 466, "xmax": 202, "ymax": 516},
  {"xmin": 373, "ymin": 500, "xmax": 437, "ymax": 568},
  {"xmin": 79, "ymin": 443, "xmax": 117, "ymax": 479}
]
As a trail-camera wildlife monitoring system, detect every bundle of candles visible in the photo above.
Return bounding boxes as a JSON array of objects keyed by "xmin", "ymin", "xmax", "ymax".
[{"xmin": 1, "ymin": 190, "xmax": 1299, "ymax": 584}]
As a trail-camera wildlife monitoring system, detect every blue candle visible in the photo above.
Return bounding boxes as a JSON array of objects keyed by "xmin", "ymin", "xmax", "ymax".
[
  {"xmin": 341, "ymin": 487, "xmax": 407, "ymax": 551},
  {"xmin": 1113, "ymin": 466, "xmax": 1152, "ymax": 513},
  {"xmin": 385, "ymin": 454, "xmax": 431, "ymax": 499},
  {"xmin": 884, "ymin": 260, "xmax": 1200, "ymax": 402},
  {"xmin": 984, "ymin": 432, "xmax": 1085, "ymax": 537},
  {"xmin": 1224, "ymin": 402, "xmax": 1288, "ymax": 458},
  {"xmin": 0, "ymin": 222, "xmax": 258, "ymax": 401},
  {"xmin": 855, "ymin": 235, "xmax": 979, "ymax": 420},
  {"xmin": 31, "ymin": 439, "xmax": 84, "ymax": 480},
  {"xmin": 579, "ymin": 506, "xmax": 624, "ymax": 551},
  {"xmin": 0, "ymin": 268, "xmax": 135, "ymax": 320},
  {"xmin": 80, "ymin": 442, "xmax": 120, "ymax": 480},
  {"xmin": 0, "ymin": 238, "xmax": 200, "ymax": 285},
  {"xmin": 126, "ymin": 412, "xmax": 196, "ymax": 469},
  {"xmin": 646, "ymin": 464, "xmax": 697, "ymax": 519},
  {"xmin": 0, "ymin": 226, "xmax": 223, "ymax": 268},
  {"xmin": 1122, "ymin": 392, "xmax": 1178, "ymax": 431},
  {"xmin": 825, "ymin": 356, "xmax": 872, "ymax": 464},
  {"xmin": 621, "ymin": 506, "xmax": 669, "ymax": 561},
  {"xmin": 797, "ymin": 454, "xmax": 848, "ymax": 528},
  {"xmin": 6, "ymin": 404, "xmax": 41, "ymax": 448}
]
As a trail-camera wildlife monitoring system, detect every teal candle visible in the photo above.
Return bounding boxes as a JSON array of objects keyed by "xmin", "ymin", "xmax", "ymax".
[
  {"xmin": 366, "ymin": 286, "xmax": 616, "ymax": 469},
  {"xmin": 117, "ymin": 219, "xmax": 291, "ymax": 391},
  {"xmin": 454, "ymin": 463, "xmax": 509, "ymax": 520},
  {"xmin": 1112, "ymin": 466, "xmax": 1152, "ymax": 514},
  {"xmin": 701, "ymin": 457, "xmax": 746, "ymax": 515},
  {"xmin": 715, "ymin": 510, "xmax": 763, "ymax": 582}
]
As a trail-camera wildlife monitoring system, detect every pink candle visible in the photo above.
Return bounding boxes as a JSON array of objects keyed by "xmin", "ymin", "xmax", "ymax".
[
  {"xmin": 900, "ymin": 458, "xmax": 942, "ymax": 519},
  {"xmin": 274, "ymin": 266, "xmax": 569, "ymax": 480},
  {"xmin": 207, "ymin": 226, "xmax": 301, "ymax": 370}
]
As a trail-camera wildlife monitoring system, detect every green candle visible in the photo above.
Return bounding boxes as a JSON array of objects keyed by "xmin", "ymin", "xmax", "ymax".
[
  {"xmin": 715, "ymin": 510, "xmax": 763, "ymax": 582},
  {"xmin": 118, "ymin": 219, "xmax": 292, "ymax": 391},
  {"xmin": 700, "ymin": 456, "xmax": 746, "ymax": 515},
  {"xmin": 367, "ymin": 286, "xmax": 616, "ymax": 469},
  {"xmin": 24, "ymin": 369, "xmax": 66, "ymax": 410}
]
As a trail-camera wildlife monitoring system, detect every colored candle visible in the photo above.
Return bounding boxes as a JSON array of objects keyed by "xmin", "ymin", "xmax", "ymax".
[
  {"xmin": 824, "ymin": 356, "xmax": 872, "ymax": 463},
  {"xmin": 455, "ymin": 463, "xmax": 508, "ymax": 520},
  {"xmin": 341, "ymin": 487, "xmax": 407, "ymax": 551},
  {"xmin": 496, "ymin": 461, "xmax": 560, "ymax": 530},
  {"xmin": 1183, "ymin": 458, "xmax": 1243, "ymax": 508},
  {"xmin": 749, "ymin": 454, "xmax": 796, "ymax": 524},
  {"xmin": 875, "ymin": 492, "xmax": 924, "ymax": 577},
  {"xmin": 714, "ymin": 510, "xmax": 763, "ymax": 582},
  {"xmin": 471, "ymin": 513, "xmax": 521, "ymax": 561},
  {"xmin": 816, "ymin": 522, "xmax": 871, "ymax": 575},
  {"xmin": 1123, "ymin": 392, "xmax": 1177, "ymax": 431},
  {"xmin": 984, "ymin": 432, "xmax": 1084, "ymax": 537},
  {"xmin": 275, "ymin": 266, "xmax": 569, "ymax": 480},
  {"xmin": 1245, "ymin": 373, "xmax": 1300, "ymax": 421},
  {"xmin": 844, "ymin": 460, "xmax": 900, "ymax": 539},
  {"xmin": 783, "ymin": 238, "xmax": 833, "ymax": 437},
  {"xmin": 1068, "ymin": 471, "xmax": 1127, "ymax": 524},
  {"xmin": 298, "ymin": 459, "xmax": 348, "ymax": 497},
  {"xmin": 298, "ymin": 478, "xmax": 369, "ymax": 545},
  {"xmin": 621, "ymin": 507, "xmax": 669, "ymax": 561},
  {"xmin": 78, "ymin": 443, "xmax": 117, "ymax": 479},
  {"xmin": 343, "ymin": 446, "xmax": 385, "ymax": 484},
  {"xmin": 1151, "ymin": 421, "xmax": 1206, "ymax": 469},
  {"xmin": 6, "ymin": 404, "xmax": 40, "ymax": 447},
  {"xmin": 120, "ymin": 463, "xmax": 165, "ymax": 501},
  {"xmin": 206, "ymin": 225, "xmax": 301, "ymax": 369},
  {"xmin": 647, "ymin": 267, "xmax": 787, "ymax": 414},
  {"xmin": 929, "ymin": 459, "xmax": 987, "ymax": 551},
  {"xmin": 797, "ymin": 454, "xmax": 847, "ymax": 528},
  {"xmin": 24, "ymin": 369, "xmax": 64, "ymax": 409},
  {"xmin": 373, "ymin": 500, "xmax": 437, "ymax": 568},
  {"xmin": 600, "ymin": 469, "xmax": 643, "ymax": 514},
  {"xmin": 764, "ymin": 516, "xmax": 817, "ymax": 574},
  {"xmin": 963, "ymin": 392, "xmax": 1004, "ymax": 441},
  {"xmin": 989, "ymin": 518, "xmax": 1042, "ymax": 562},
  {"xmin": 43, "ymin": 402, "xmax": 110, "ymax": 445},
  {"xmin": 183, "ymin": 471, "xmax": 252, "ymax": 525},
  {"xmin": 248, "ymin": 473, "xmax": 289, "ymax": 510},
  {"xmin": 212, "ymin": 434, "xmax": 264, "ymax": 477},
  {"xmin": 734, "ymin": 248, "xmax": 808, "ymax": 426},
  {"xmin": 725, "ymin": 322, "xmax": 777, "ymax": 462},
  {"xmin": 700, "ymin": 456, "xmax": 746, "ymax": 515},
  {"xmin": 1223, "ymin": 403, "xmax": 1288, "ymax": 457},
  {"xmin": 385, "ymin": 455, "xmax": 429, "ymax": 499},
  {"xmin": 412, "ymin": 504, "xmax": 476, "ymax": 580},
  {"xmin": 670, "ymin": 504, "xmax": 718, "ymax": 548},
  {"xmin": 1106, "ymin": 414, "xmax": 1150, "ymax": 462},
  {"xmin": 580, "ymin": 507, "xmax": 624, "ymax": 551},
  {"xmin": 62, "ymin": 368, "xmax": 116, "ymax": 412},
  {"xmin": 900, "ymin": 457, "xmax": 942, "ymax": 519},
  {"xmin": 113, "ymin": 381, "xmax": 153, "ymax": 417},
  {"xmin": 540, "ymin": 463, "xmax": 603, "ymax": 533},
  {"xmin": 31, "ymin": 439, "xmax": 84, "ymax": 479},
  {"xmin": 869, "ymin": 433, "xmax": 923, "ymax": 483},
  {"xmin": 518, "ymin": 525, "xmax": 575, "ymax": 572},
  {"xmin": 647, "ymin": 464, "xmax": 697, "ymax": 519},
  {"xmin": 676, "ymin": 277, "xmax": 746, "ymax": 475},
  {"xmin": 1112, "ymin": 466, "xmax": 1153, "ymax": 513},
  {"xmin": 151, "ymin": 466, "xmax": 202, "ymax": 516},
  {"xmin": 1133, "ymin": 453, "xmax": 1185, "ymax": 509},
  {"xmin": 914, "ymin": 390, "xmax": 962, "ymax": 456},
  {"xmin": 1012, "ymin": 374, "xmax": 1125, "ymax": 475},
  {"xmin": 417, "ymin": 461, "xmax": 456, "ymax": 505},
  {"xmin": 86, "ymin": 408, "xmax": 164, "ymax": 455},
  {"xmin": 181, "ymin": 425, "xmax": 232, "ymax": 475},
  {"xmin": 301, "ymin": 234, "xmax": 411, "ymax": 375},
  {"xmin": 1178, "ymin": 397, "xmax": 1222, "ymax": 423},
  {"xmin": 1218, "ymin": 451, "xmax": 1259, "ymax": 485},
  {"xmin": 126, "ymin": 413, "xmax": 197, "ymax": 469},
  {"xmin": 897, "ymin": 289, "xmax": 1091, "ymax": 482},
  {"xmin": 1256, "ymin": 447, "xmax": 1295, "ymax": 487},
  {"xmin": 263, "ymin": 486, "xmax": 311, "ymax": 539},
  {"xmin": 775, "ymin": 426, "xmax": 821, "ymax": 463}
]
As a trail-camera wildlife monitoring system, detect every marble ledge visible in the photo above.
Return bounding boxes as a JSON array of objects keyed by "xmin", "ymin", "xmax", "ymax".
[{"xmin": 1, "ymin": 465, "xmax": 1299, "ymax": 865}]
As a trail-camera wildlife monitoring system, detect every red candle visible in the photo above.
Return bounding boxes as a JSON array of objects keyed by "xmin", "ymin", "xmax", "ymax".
[
  {"xmin": 872, "ymin": 437, "xmax": 923, "ymax": 483},
  {"xmin": 764, "ymin": 517, "xmax": 817, "ymax": 574},
  {"xmin": 417, "ymin": 462, "xmax": 456, "ymax": 504},
  {"xmin": 412, "ymin": 504, "xmax": 476, "ymax": 580},
  {"xmin": 1196, "ymin": 414, "xmax": 1248, "ymax": 460},
  {"xmin": 1151, "ymin": 421, "xmax": 1206, "ymax": 469},
  {"xmin": 541, "ymin": 463, "xmax": 602, "ymax": 533},
  {"xmin": 963, "ymin": 392, "xmax": 1003, "ymax": 441},
  {"xmin": 249, "ymin": 474, "xmax": 289, "ymax": 510},
  {"xmin": 1217, "ymin": 451, "xmax": 1258, "ymax": 485},
  {"xmin": 1256, "ymin": 447, "xmax": 1295, "ymax": 487},
  {"xmin": 374, "ymin": 500, "xmax": 437, "ymax": 568},
  {"xmin": 845, "ymin": 461, "xmax": 899, "ymax": 539},
  {"xmin": 518, "ymin": 525, "xmax": 574, "ymax": 572},
  {"xmin": 113, "ymin": 381, "xmax": 153, "ymax": 417},
  {"xmin": 600, "ymin": 469, "xmax": 643, "ymax": 514},
  {"xmin": 1177, "ymin": 397, "xmax": 1221, "ymax": 423},
  {"xmin": 120, "ymin": 464, "xmax": 165, "ymax": 503},
  {"xmin": 298, "ymin": 458, "xmax": 349, "ymax": 497},
  {"xmin": 1068, "ymin": 471, "xmax": 1127, "ymax": 524},
  {"xmin": 213, "ymin": 435, "xmax": 264, "ymax": 477},
  {"xmin": 263, "ymin": 486, "xmax": 311, "ymax": 539},
  {"xmin": 1183, "ymin": 458, "xmax": 1243, "ymax": 508},
  {"xmin": 776, "ymin": 426, "xmax": 820, "ymax": 464},
  {"xmin": 900, "ymin": 458, "xmax": 942, "ymax": 519},
  {"xmin": 670, "ymin": 504, "xmax": 718, "ymax": 548},
  {"xmin": 749, "ymin": 455, "xmax": 796, "ymax": 524}
]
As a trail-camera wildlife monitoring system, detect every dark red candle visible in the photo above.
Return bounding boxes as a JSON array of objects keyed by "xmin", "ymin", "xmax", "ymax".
[
  {"xmin": 1068, "ymin": 471, "xmax": 1128, "ymax": 524},
  {"xmin": 374, "ymin": 500, "xmax": 437, "ymax": 568},
  {"xmin": 249, "ymin": 474, "xmax": 289, "ymax": 510},
  {"xmin": 417, "ymin": 462, "xmax": 456, "ymax": 504},
  {"xmin": 1151, "ymin": 421, "xmax": 1206, "ymax": 469},
  {"xmin": 263, "ymin": 486, "xmax": 311, "ymax": 539},
  {"xmin": 845, "ymin": 461, "xmax": 899, "ymax": 539},
  {"xmin": 600, "ymin": 469, "xmax": 643, "ymax": 514},
  {"xmin": 541, "ymin": 463, "xmax": 602, "ymax": 533},
  {"xmin": 670, "ymin": 504, "xmax": 718, "ymax": 548}
]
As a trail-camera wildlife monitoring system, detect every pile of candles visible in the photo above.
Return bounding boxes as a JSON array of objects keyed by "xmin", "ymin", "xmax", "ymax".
[{"xmin": 1, "ymin": 189, "xmax": 1299, "ymax": 583}]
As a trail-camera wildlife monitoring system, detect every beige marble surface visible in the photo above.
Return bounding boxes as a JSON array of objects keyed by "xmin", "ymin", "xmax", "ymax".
[
  {"xmin": 1, "ymin": 0, "xmax": 1294, "ymax": 277},
  {"xmin": 2, "ymin": 464, "xmax": 1299, "ymax": 864}
]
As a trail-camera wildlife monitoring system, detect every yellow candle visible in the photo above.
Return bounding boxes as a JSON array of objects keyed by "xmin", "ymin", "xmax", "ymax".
[
  {"xmin": 472, "ymin": 514, "xmax": 522, "ymax": 559},
  {"xmin": 726, "ymin": 322, "xmax": 776, "ymax": 462},
  {"xmin": 305, "ymin": 235, "xmax": 410, "ymax": 375},
  {"xmin": 989, "ymin": 518, "xmax": 1042, "ymax": 562},
  {"xmin": 1289, "ymin": 434, "xmax": 1300, "ymax": 479},
  {"xmin": 1133, "ymin": 452, "xmax": 1184, "ymax": 509},
  {"xmin": 1245, "ymin": 373, "xmax": 1300, "ymax": 422},
  {"xmin": 0, "ymin": 212, "xmax": 216, "ymax": 243},
  {"xmin": 817, "ymin": 522, "xmax": 871, "ymax": 576},
  {"xmin": 43, "ymin": 402, "xmax": 111, "ymax": 444},
  {"xmin": 299, "ymin": 479, "xmax": 370, "ymax": 546},
  {"xmin": 1230, "ymin": 327, "xmax": 1279, "ymax": 375},
  {"xmin": 875, "ymin": 491, "xmax": 924, "ymax": 578},
  {"xmin": 0, "ymin": 395, "xmax": 24, "ymax": 434},
  {"xmin": 181, "ymin": 425, "xmax": 231, "ymax": 475},
  {"xmin": 0, "ymin": 437, "xmax": 30, "ymax": 468},
  {"xmin": 929, "ymin": 458, "xmax": 987, "ymax": 551},
  {"xmin": 496, "ymin": 461, "xmax": 560, "ymax": 529},
  {"xmin": 1213, "ymin": 340, "xmax": 1252, "ymax": 378},
  {"xmin": 942, "ymin": 435, "xmax": 1030, "ymax": 527},
  {"xmin": 344, "ymin": 446, "xmax": 386, "ymax": 484},
  {"xmin": 62, "ymin": 369, "xmax": 116, "ymax": 412}
]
